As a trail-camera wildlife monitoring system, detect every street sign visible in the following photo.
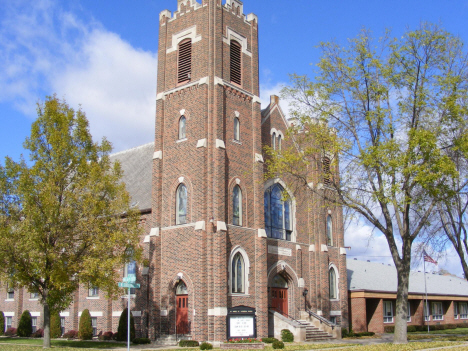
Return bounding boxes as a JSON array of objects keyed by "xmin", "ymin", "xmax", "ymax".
[
  {"xmin": 118, "ymin": 282, "xmax": 140, "ymax": 289},
  {"xmin": 123, "ymin": 275, "xmax": 136, "ymax": 283}
]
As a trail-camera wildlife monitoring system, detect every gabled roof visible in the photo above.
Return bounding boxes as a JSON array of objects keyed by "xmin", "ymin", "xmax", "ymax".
[
  {"xmin": 347, "ymin": 259, "xmax": 468, "ymax": 297},
  {"xmin": 109, "ymin": 142, "xmax": 154, "ymax": 212}
]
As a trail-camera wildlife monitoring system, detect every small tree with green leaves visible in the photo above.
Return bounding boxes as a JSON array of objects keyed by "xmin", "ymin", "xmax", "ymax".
[
  {"xmin": 17, "ymin": 310, "xmax": 32, "ymax": 337},
  {"xmin": 50, "ymin": 311, "xmax": 62, "ymax": 338},
  {"xmin": 117, "ymin": 308, "xmax": 135, "ymax": 342},
  {"xmin": 79, "ymin": 309, "xmax": 93, "ymax": 340},
  {"xmin": 0, "ymin": 311, "xmax": 5, "ymax": 336}
]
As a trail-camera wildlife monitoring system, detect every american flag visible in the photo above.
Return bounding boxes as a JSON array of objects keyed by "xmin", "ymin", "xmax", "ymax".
[{"xmin": 423, "ymin": 250, "xmax": 438, "ymax": 265}]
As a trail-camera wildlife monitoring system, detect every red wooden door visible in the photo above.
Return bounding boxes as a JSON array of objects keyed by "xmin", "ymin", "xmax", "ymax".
[
  {"xmin": 271, "ymin": 288, "xmax": 288, "ymax": 315},
  {"xmin": 176, "ymin": 295, "xmax": 189, "ymax": 334}
]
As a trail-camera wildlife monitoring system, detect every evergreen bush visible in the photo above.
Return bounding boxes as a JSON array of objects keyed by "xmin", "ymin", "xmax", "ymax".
[
  {"xmin": 281, "ymin": 329, "xmax": 294, "ymax": 342},
  {"xmin": 78, "ymin": 309, "xmax": 93, "ymax": 340},
  {"xmin": 133, "ymin": 337, "xmax": 151, "ymax": 344},
  {"xmin": 200, "ymin": 342, "xmax": 213, "ymax": 350},
  {"xmin": 272, "ymin": 340, "xmax": 285, "ymax": 349},
  {"xmin": 117, "ymin": 308, "xmax": 135, "ymax": 342},
  {"xmin": 17, "ymin": 310, "xmax": 32, "ymax": 337},
  {"xmin": 261, "ymin": 337, "xmax": 278, "ymax": 343},
  {"xmin": 0, "ymin": 311, "xmax": 4, "ymax": 336},
  {"xmin": 179, "ymin": 340, "xmax": 200, "ymax": 347},
  {"xmin": 50, "ymin": 311, "xmax": 62, "ymax": 338}
]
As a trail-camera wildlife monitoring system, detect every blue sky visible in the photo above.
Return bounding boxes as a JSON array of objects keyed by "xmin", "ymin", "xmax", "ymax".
[{"xmin": 1, "ymin": 0, "xmax": 467, "ymax": 277}]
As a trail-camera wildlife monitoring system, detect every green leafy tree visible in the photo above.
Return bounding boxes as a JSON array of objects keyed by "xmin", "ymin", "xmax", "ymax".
[
  {"xmin": 79, "ymin": 309, "xmax": 93, "ymax": 340},
  {"xmin": 17, "ymin": 310, "xmax": 32, "ymax": 337},
  {"xmin": 268, "ymin": 24, "xmax": 467, "ymax": 343},
  {"xmin": 117, "ymin": 308, "xmax": 135, "ymax": 342},
  {"xmin": 0, "ymin": 95, "xmax": 142, "ymax": 347},
  {"xmin": 0, "ymin": 311, "xmax": 5, "ymax": 335},
  {"xmin": 50, "ymin": 311, "xmax": 62, "ymax": 338}
]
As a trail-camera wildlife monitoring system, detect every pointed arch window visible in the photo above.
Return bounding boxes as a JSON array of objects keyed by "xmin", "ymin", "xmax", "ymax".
[
  {"xmin": 329, "ymin": 267, "xmax": 337, "ymax": 299},
  {"xmin": 327, "ymin": 215, "xmax": 333, "ymax": 246},
  {"xmin": 230, "ymin": 40, "xmax": 241, "ymax": 85},
  {"xmin": 234, "ymin": 117, "xmax": 240, "ymax": 141},
  {"xmin": 176, "ymin": 281, "xmax": 188, "ymax": 295},
  {"xmin": 233, "ymin": 185, "xmax": 242, "ymax": 226},
  {"xmin": 264, "ymin": 184, "xmax": 292, "ymax": 241},
  {"xmin": 231, "ymin": 253, "xmax": 244, "ymax": 293},
  {"xmin": 178, "ymin": 39, "xmax": 192, "ymax": 84},
  {"xmin": 176, "ymin": 184, "xmax": 187, "ymax": 225},
  {"xmin": 272, "ymin": 132, "xmax": 276, "ymax": 150},
  {"xmin": 278, "ymin": 135, "xmax": 282, "ymax": 150},
  {"xmin": 179, "ymin": 116, "xmax": 186, "ymax": 139}
]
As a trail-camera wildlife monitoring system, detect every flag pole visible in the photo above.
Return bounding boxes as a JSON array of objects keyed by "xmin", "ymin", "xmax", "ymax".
[{"xmin": 423, "ymin": 257, "xmax": 429, "ymax": 333}]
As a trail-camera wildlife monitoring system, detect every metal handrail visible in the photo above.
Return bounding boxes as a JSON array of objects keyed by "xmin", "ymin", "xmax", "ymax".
[
  {"xmin": 306, "ymin": 309, "xmax": 335, "ymax": 330},
  {"xmin": 268, "ymin": 308, "xmax": 307, "ymax": 325}
]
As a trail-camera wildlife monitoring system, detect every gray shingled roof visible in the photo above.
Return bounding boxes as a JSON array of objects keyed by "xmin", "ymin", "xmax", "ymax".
[
  {"xmin": 110, "ymin": 142, "xmax": 154, "ymax": 211},
  {"xmin": 347, "ymin": 259, "xmax": 468, "ymax": 297}
]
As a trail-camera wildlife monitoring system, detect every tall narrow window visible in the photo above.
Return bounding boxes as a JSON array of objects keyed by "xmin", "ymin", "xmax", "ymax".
[
  {"xmin": 272, "ymin": 133, "xmax": 276, "ymax": 150},
  {"xmin": 179, "ymin": 116, "xmax": 186, "ymax": 139},
  {"xmin": 329, "ymin": 267, "xmax": 337, "ymax": 299},
  {"xmin": 6, "ymin": 316, "xmax": 12, "ymax": 330},
  {"xmin": 176, "ymin": 184, "xmax": 188, "ymax": 225},
  {"xmin": 232, "ymin": 253, "xmax": 244, "ymax": 293},
  {"xmin": 264, "ymin": 184, "xmax": 292, "ymax": 241},
  {"xmin": 178, "ymin": 39, "xmax": 192, "ymax": 84},
  {"xmin": 322, "ymin": 157, "xmax": 331, "ymax": 186},
  {"xmin": 234, "ymin": 117, "xmax": 240, "ymax": 141},
  {"xmin": 61, "ymin": 317, "xmax": 65, "ymax": 335},
  {"xmin": 454, "ymin": 302, "xmax": 459, "ymax": 319},
  {"xmin": 278, "ymin": 135, "xmax": 282, "ymax": 150},
  {"xmin": 233, "ymin": 185, "xmax": 242, "ymax": 226},
  {"xmin": 432, "ymin": 302, "xmax": 443, "ymax": 320},
  {"xmin": 460, "ymin": 302, "xmax": 468, "ymax": 319},
  {"xmin": 230, "ymin": 40, "xmax": 241, "ymax": 85},
  {"xmin": 91, "ymin": 317, "xmax": 97, "ymax": 336},
  {"xmin": 88, "ymin": 286, "xmax": 99, "ymax": 297},
  {"xmin": 31, "ymin": 317, "xmax": 37, "ymax": 333},
  {"xmin": 7, "ymin": 283, "xmax": 14, "ymax": 299},
  {"xmin": 383, "ymin": 301, "xmax": 393, "ymax": 323},
  {"xmin": 327, "ymin": 215, "xmax": 333, "ymax": 246},
  {"xmin": 124, "ymin": 260, "xmax": 136, "ymax": 294}
]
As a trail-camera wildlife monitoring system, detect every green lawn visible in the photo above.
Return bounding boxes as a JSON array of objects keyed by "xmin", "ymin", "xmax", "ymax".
[
  {"xmin": 411, "ymin": 328, "xmax": 468, "ymax": 335},
  {"xmin": 0, "ymin": 337, "xmax": 125, "ymax": 348}
]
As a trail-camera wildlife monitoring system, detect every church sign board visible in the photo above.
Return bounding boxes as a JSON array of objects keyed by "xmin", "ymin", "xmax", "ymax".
[{"xmin": 226, "ymin": 306, "xmax": 256, "ymax": 339}]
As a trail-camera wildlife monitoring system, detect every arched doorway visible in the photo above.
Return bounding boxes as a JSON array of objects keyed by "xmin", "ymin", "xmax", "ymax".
[
  {"xmin": 271, "ymin": 274, "xmax": 288, "ymax": 315},
  {"xmin": 175, "ymin": 281, "xmax": 189, "ymax": 334}
]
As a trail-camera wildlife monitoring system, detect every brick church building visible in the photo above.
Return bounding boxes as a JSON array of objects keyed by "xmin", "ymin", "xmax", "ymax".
[{"xmin": 1, "ymin": 0, "xmax": 348, "ymax": 342}]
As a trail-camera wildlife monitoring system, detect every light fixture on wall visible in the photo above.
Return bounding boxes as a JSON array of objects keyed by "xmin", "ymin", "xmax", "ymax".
[{"xmin": 302, "ymin": 288, "xmax": 308, "ymax": 312}]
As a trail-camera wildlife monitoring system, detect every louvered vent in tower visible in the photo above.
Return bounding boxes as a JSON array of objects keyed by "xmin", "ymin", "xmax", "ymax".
[
  {"xmin": 230, "ymin": 40, "xmax": 241, "ymax": 85},
  {"xmin": 322, "ymin": 157, "xmax": 331, "ymax": 186},
  {"xmin": 178, "ymin": 39, "xmax": 192, "ymax": 84}
]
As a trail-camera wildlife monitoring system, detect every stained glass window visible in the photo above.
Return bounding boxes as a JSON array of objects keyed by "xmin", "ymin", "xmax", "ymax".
[
  {"xmin": 232, "ymin": 253, "xmax": 244, "ymax": 293},
  {"xmin": 264, "ymin": 184, "xmax": 292, "ymax": 240},
  {"xmin": 233, "ymin": 185, "xmax": 242, "ymax": 226},
  {"xmin": 176, "ymin": 184, "xmax": 187, "ymax": 225},
  {"xmin": 327, "ymin": 215, "xmax": 333, "ymax": 246},
  {"xmin": 179, "ymin": 116, "xmax": 186, "ymax": 139},
  {"xmin": 234, "ymin": 117, "xmax": 240, "ymax": 141},
  {"xmin": 329, "ymin": 267, "xmax": 337, "ymax": 299}
]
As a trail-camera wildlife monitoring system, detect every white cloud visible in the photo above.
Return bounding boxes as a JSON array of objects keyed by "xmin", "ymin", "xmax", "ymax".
[{"xmin": 0, "ymin": 0, "xmax": 158, "ymax": 152}]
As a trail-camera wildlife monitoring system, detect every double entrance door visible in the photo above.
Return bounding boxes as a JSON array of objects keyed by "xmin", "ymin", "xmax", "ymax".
[
  {"xmin": 271, "ymin": 288, "xmax": 288, "ymax": 315},
  {"xmin": 176, "ymin": 294, "xmax": 189, "ymax": 334}
]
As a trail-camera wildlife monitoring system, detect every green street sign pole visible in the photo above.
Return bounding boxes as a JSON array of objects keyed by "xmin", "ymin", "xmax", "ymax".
[{"xmin": 118, "ymin": 274, "xmax": 140, "ymax": 351}]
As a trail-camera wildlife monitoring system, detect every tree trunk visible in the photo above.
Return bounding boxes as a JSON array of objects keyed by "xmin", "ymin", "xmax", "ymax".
[
  {"xmin": 393, "ymin": 264, "xmax": 410, "ymax": 344},
  {"xmin": 43, "ymin": 303, "xmax": 51, "ymax": 348}
]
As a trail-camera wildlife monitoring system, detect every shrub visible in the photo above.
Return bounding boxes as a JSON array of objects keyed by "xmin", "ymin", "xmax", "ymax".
[
  {"xmin": 63, "ymin": 330, "xmax": 78, "ymax": 339},
  {"xmin": 200, "ymin": 342, "xmax": 213, "ymax": 350},
  {"xmin": 99, "ymin": 331, "xmax": 114, "ymax": 341},
  {"xmin": 17, "ymin": 310, "xmax": 32, "ymax": 337},
  {"xmin": 261, "ymin": 337, "xmax": 278, "ymax": 343},
  {"xmin": 0, "ymin": 311, "xmax": 4, "ymax": 336},
  {"xmin": 446, "ymin": 323, "xmax": 458, "ymax": 329},
  {"xmin": 342, "ymin": 328, "xmax": 354, "ymax": 337},
  {"xmin": 117, "ymin": 308, "xmax": 135, "ymax": 342},
  {"xmin": 33, "ymin": 328, "xmax": 44, "ymax": 338},
  {"xmin": 407, "ymin": 326, "xmax": 417, "ymax": 332},
  {"xmin": 354, "ymin": 331, "xmax": 375, "ymax": 337},
  {"xmin": 180, "ymin": 340, "xmax": 200, "ymax": 347},
  {"xmin": 272, "ymin": 340, "xmax": 285, "ymax": 349},
  {"xmin": 383, "ymin": 325, "xmax": 395, "ymax": 333},
  {"xmin": 133, "ymin": 337, "xmax": 151, "ymax": 344},
  {"xmin": 281, "ymin": 329, "xmax": 294, "ymax": 342},
  {"xmin": 227, "ymin": 338, "xmax": 261, "ymax": 343},
  {"xmin": 5, "ymin": 327, "xmax": 17, "ymax": 336},
  {"xmin": 50, "ymin": 311, "xmax": 62, "ymax": 338},
  {"xmin": 79, "ymin": 309, "xmax": 93, "ymax": 340}
]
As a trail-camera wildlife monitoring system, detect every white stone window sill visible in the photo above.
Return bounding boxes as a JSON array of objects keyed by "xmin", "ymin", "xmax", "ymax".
[
  {"xmin": 176, "ymin": 138, "xmax": 188, "ymax": 143},
  {"xmin": 330, "ymin": 298, "xmax": 340, "ymax": 302},
  {"xmin": 5, "ymin": 299, "xmax": 14, "ymax": 302},
  {"xmin": 383, "ymin": 320, "xmax": 394, "ymax": 324},
  {"xmin": 232, "ymin": 139, "xmax": 242, "ymax": 145},
  {"xmin": 29, "ymin": 298, "xmax": 39, "ymax": 301},
  {"xmin": 86, "ymin": 297, "xmax": 99, "ymax": 300},
  {"xmin": 229, "ymin": 293, "xmax": 250, "ymax": 297}
]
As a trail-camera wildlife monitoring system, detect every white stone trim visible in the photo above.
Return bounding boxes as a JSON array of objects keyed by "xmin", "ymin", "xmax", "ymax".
[
  {"xmin": 253, "ymin": 95, "xmax": 261, "ymax": 104},
  {"xmin": 235, "ymin": 111, "xmax": 240, "ymax": 117},
  {"xmin": 160, "ymin": 310, "xmax": 168, "ymax": 316},
  {"xmin": 223, "ymin": 27, "xmax": 252, "ymax": 57},
  {"xmin": 167, "ymin": 25, "xmax": 202, "ymax": 54},
  {"xmin": 197, "ymin": 138, "xmax": 207, "ymax": 148},
  {"xmin": 321, "ymin": 244, "xmax": 328, "ymax": 252},
  {"xmin": 86, "ymin": 297, "xmax": 99, "ymax": 300},
  {"xmin": 296, "ymin": 244, "xmax": 301, "ymax": 250},
  {"xmin": 228, "ymin": 246, "xmax": 251, "ymax": 295},
  {"xmin": 330, "ymin": 310, "xmax": 342, "ymax": 316},
  {"xmin": 153, "ymin": 151, "xmax": 162, "ymax": 160},
  {"xmin": 150, "ymin": 227, "xmax": 160, "ymax": 237},
  {"xmin": 309, "ymin": 244, "xmax": 315, "ymax": 252},
  {"xmin": 30, "ymin": 312, "xmax": 40, "ymax": 317},
  {"xmin": 195, "ymin": 221, "xmax": 205, "ymax": 231},
  {"xmin": 217, "ymin": 221, "xmax": 227, "ymax": 231},
  {"xmin": 132, "ymin": 311, "xmax": 142, "ymax": 317},
  {"xmin": 329, "ymin": 263, "xmax": 340, "ymax": 301},
  {"xmin": 60, "ymin": 312, "xmax": 69, "ymax": 317},
  {"xmin": 340, "ymin": 247, "xmax": 347, "ymax": 255},
  {"xmin": 235, "ymin": 178, "xmax": 241, "ymax": 184},
  {"xmin": 5, "ymin": 299, "xmax": 14, "ymax": 302},
  {"xmin": 255, "ymin": 153, "xmax": 264, "ymax": 163},
  {"xmin": 157, "ymin": 77, "xmax": 209, "ymax": 101},
  {"xmin": 258, "ymin": 229, "xmax": 267, "ymax": 237},
  {"xmin": 159, "ymin": 10, "xmax": 172, "ymax": 21},
  {"xmin": 246, "ymin": 13, "xmax": 258, "ymax": 23},
  {"xmin": 144, "ymin": 235, "xmax": 150, "ymax": 243},
  {"xmin": 178, "ymin": 176, "xmax": 185, "ymax": 183},
  {"xmin": 317, "ymin": 310, "xmax": 323, "ymax": 316},
  {"xmin": 208, "ymin": 307, "xmax": 228, "ymax": 316},
  {"xmin": 112, "ymin": 311, "xmax": 123, "ymax": 317},
  {"xmin": 216, "ymin": 139, "xmax": 226, "ymax": 149},
  {"xmin": 298, "ymin": 278, "xmax": 305, "ymax": 288},
  {"xmin": 4, "ymin": 312, "xmax": 14, "ymax": 317},
  {"xmin": 78, "ymin": 311, "xmax": 103, "ymax": 317},
  {"xmin": 180, "ymin": 109, "xmax": 186, "ymax": 116}
]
